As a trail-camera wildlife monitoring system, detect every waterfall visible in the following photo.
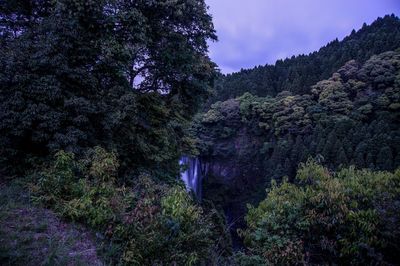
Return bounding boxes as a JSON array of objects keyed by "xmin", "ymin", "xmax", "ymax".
[{"xmin": 179, "ymin": 156, "xmax": 206, "ymax": 200}]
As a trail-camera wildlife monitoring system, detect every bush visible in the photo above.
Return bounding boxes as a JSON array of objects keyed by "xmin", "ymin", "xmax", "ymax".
[
  {"xmin": 32, "ymin": 147, "xmax": 122, "ymax": 228},
  {"xmin": 32, "ymin": 148, "xmax": 217, "ymax": 265},
  {"xmin": 240, "ymin": 160, "xmax": 400, "ymax": 265},
  {"xmin": 116, "ymin": 181, "xmax": 214, "ymax": 265},
  {"xmin": 33, "ymin": 150, "xmax": 78, "ymax": 209}
]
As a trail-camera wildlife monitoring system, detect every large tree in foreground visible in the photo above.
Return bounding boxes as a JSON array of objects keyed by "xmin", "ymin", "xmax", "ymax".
[{"xmin": 0, "ymin": 0, "xmax": 217, "ymax": 175}]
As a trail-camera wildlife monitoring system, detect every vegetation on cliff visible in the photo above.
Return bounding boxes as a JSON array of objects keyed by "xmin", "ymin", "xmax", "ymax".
[
  {"xmin": 0, "ymin": 1, "xmax": 400, "ymax": 265},
  {"xmin": 198, "ymin": 50, "xmax": 400, "ymax": 185}
]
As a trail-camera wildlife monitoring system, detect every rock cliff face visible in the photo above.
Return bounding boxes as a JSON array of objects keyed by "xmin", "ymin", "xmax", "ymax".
[
  {"xmin": 202, "ymin": 126, "xmax": 265, "ymax": 199},
  {"xmin": 199, "ymin": 128, "xmax": 267, "ymax": 249},
  {"xmin": 202, "ymin": 157, "xmax": 266, "ymax": 249}
]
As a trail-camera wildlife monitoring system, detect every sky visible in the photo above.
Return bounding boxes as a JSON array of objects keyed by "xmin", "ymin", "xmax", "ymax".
[{"xmin": 205, "ymin": 0, "xmax": 400, "ymax": 74}]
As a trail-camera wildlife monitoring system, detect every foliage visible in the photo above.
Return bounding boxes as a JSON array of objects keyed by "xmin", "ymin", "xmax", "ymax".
[
  {"xmin": 233, "ymin": 252, "xmax": 266, "ymax": 266},
  {"xmin": 31, "ymin": 149, "xmax": 220, "ymax": 265},
  {"xmin": 118, "ymin": 183, "xmax": 214, "ymax": 265},
  {"xmin": 197, "ymin": 50, "xmax": 400, "ymax": 185},
  {"xmin": 212, "ymin": 14, "xmax": 400, "ymax": 102},
  {"xmin": 0, "ymin": 0, "xmax": 217, "ymax": 177},
  {"xmin": 2, "ymin": 3, "xmax": 400, "ymax": 265},
  {"xmin": 32, "ymin": 148, "xmax": 122, "ymax": 228},
  {"xmin": 240, "ymin": 160, "xmax": 400, "ymax": 265},
  {"xmin": 197, "ymin": 50, "xmax": 400, "ymax": 252}
]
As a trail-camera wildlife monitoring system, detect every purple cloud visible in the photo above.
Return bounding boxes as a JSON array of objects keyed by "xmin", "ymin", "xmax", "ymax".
[{"xmin": 206, "ymin": 0, "xmax": 400, "ymax": 73}]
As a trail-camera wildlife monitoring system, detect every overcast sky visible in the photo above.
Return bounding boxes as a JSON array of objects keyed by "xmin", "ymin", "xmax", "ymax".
[{"xmin": 205, "ymin": 0, "xmax": 400, "ymax": 74}]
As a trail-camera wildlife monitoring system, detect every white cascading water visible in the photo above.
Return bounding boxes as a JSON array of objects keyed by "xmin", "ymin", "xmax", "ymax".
[{"xmin": 179, "ymin": 156, "xmax": 205, "ymax": 200}]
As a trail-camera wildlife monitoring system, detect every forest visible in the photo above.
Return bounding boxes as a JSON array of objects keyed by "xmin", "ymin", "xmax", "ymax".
[{"xmin": 0, "ymin": 1, "xmax": 399, "ymax": 265}]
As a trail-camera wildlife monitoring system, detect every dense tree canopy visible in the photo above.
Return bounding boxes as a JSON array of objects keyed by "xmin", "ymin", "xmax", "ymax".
[
  {"xmin": 196, "ymin": 51, "xmax": 400, "ymax": 231},
  {"xmin": 198, "ymin": 50, "xmax": 400, "ymax": 181},
  {"xmin": 0, "ymin": 0, "xmax": 217, "ymax": 176},
  {"xmin": 212, "ymin": 14, "xmax": 400, "ymax": 102}
]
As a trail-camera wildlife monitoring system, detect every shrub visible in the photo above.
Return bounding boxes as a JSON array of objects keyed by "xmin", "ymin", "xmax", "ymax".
[
  {"xmin": 88, "ymin": 146, "xmax": 119, "ymax": 182},
  {"xmin": 32, "ymin": 147, "xmax": 123, "ymax": 228},
  {"xmin": 32, "ymin": 148, "xmax": 217, "ymax": 265},
  {"xmin": 115, "ymin": 178, "xmax": 214, "ymax": 265},
  {"xmin": 240, "ymin": 160, "xmax": 400, "ymax": 265},
  {"xmin": 33, "ymin": 150, "xmax": 78, "ymax": 209}
]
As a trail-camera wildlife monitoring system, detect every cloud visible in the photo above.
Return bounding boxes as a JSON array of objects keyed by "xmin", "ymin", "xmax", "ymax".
[{"xmin": 206, "ymin": 0, "xmax": 400, "ymax": 74}]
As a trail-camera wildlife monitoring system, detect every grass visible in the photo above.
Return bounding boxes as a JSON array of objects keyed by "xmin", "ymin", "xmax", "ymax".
[{"xmin": 0, "ymin": 180, "xmax": 103, "ymax": 266}]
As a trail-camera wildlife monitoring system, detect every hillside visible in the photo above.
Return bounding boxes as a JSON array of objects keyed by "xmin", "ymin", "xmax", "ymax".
[
  {"xmin": 213, "ymin": 14, "xmax": 400, "ymax": 101},
  {"xmin": 197, "ymin": 50, "xmax": 400, "ymax": 251},
  {"xmin": 1, "ymin": 1, "xmax": 400, "ymax": 265},
  {"xmin": 0, "ymin": 181, "xmax": 103, "ymax": 265}
]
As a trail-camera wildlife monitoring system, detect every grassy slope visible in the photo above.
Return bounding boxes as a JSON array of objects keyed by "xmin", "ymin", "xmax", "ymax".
[{"xmin": 0, "ymin": 180, "xmax": 103, "ymax": 266}]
